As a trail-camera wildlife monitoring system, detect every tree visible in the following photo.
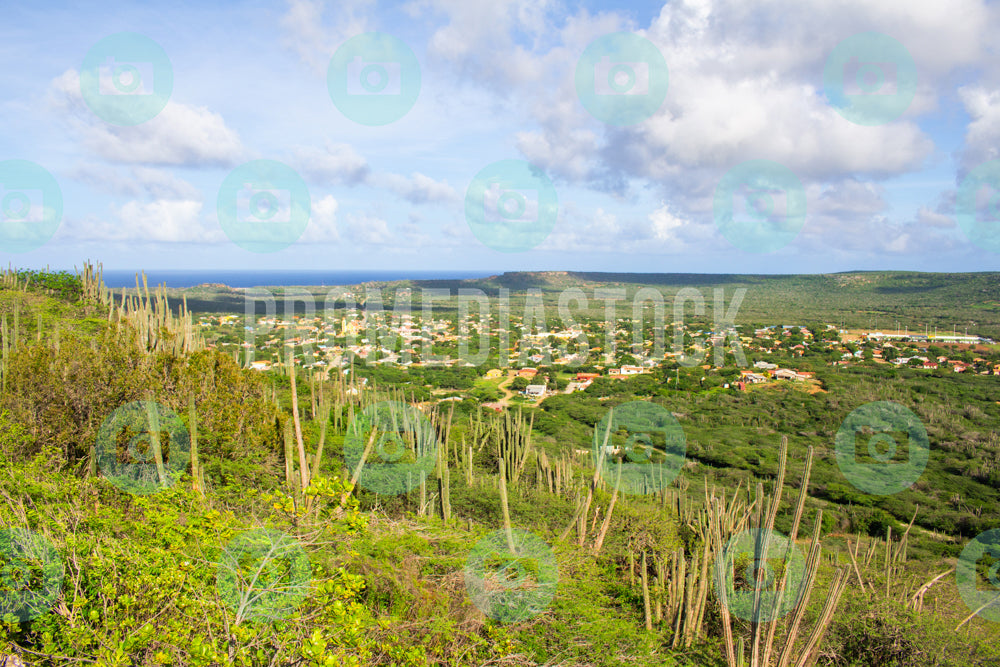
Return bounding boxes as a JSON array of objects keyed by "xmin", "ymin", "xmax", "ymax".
[
  {"xmin": 616, "ymin": 353, "xmax": 638, "ymax": 367},
  {"xmin": 511, "ymin": 377, "xmax": 529, "ymax": 392}
]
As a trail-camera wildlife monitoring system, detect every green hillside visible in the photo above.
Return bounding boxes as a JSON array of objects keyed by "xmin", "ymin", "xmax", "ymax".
[{"xmin": 0, "ymin": 265, "xmax": 998, "ymax": 666}]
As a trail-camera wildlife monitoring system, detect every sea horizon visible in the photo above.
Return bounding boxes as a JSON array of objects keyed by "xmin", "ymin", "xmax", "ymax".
[{"xmin": 99, "ymin": 269, "xmax": 498, "ymax": 289}]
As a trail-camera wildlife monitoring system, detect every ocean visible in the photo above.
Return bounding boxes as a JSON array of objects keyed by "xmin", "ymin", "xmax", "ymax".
[{"xmin": 100, "ymin": 270, "xmax": 495, "ymax": 289}]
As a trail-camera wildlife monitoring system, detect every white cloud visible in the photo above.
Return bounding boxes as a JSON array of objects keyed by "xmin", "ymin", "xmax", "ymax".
[
  {"xmin": 648, "ymin": 205, "xmax": 684, "ymax": 242},
  {"xmin": 291, "ymin": 143, "xmax": 457, "ymax": 203},
  {"xmin": 916, "ymin": 207, "xmax": 955, "ymax": 229},
  {"xmin": 540, "ymin": 203, "xmax": 703, "ymax": 253},
  {"xmin": 813, "ymin": 180, "xmax": 887, "ymax": 216},
  {"xmin": 71, "ymin": 199, "xmax": 216, "ymax": 243},
  {"xmin": 50, "ymin": 70, "xmax": 244, "ymax": 166},
  {"xmin": 293, "ymin": 142, "xmax": 370, "ymax": 184},
  {"xmin": 376, "ymin": 172, "xmax": 458, "ymax": 203},
  {"xmin": 424, "ymin": 0, "xmax": 561, "ymax": 88},
  {"xmin": 437, "ymin": 0, "xmax": 991, "ymax": 194},
  {"xmin": 280, "ymin": 0, "xmax": 372, "ymax": 73},
  {"xmin": 958, "ymin": 85, "xmax": 1000, "ymax": 173},
  {"xmin": 18, "ymin": 0, "xmax": 1000, "ymax": 269},
  {"xmin": 516, "ymin": 120, "xmax": 599, "ymax": 183},
  {"xmin": 794, "ymin": 181, "xmax": 959, "ymax": 256},
  {"xmin": 346, "ymin": 213, "xmax": 393, "ymax": 244},
  {"xmin": 70, "ymin": 164, "xmax": 202, "ymax": 201},
  {"xmin": 301, "ymin": 194, "xmax": 341, "ymax": 242}
]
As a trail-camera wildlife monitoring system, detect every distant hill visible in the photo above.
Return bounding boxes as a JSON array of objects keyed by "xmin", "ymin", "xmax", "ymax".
[{"xmin": 143, "ymin": 270, "xmax": 1000, "ymax": 337}]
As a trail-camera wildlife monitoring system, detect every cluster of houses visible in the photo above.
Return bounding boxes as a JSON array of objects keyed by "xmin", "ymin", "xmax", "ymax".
[
  {"xmin": 481, "ymin": 365, "xmax": 654, "ymax": 400},
  {"xmin": 212, "ymin": 304, "xmax": 742, "ymax": 373},
  {"xmin": 736, "ymin": 361, "xmax": 815, "ymax": 390},
  {"xmin": 207, "ymin": 309, "xmax": 1000, "ymax": 388},
  {"xmin": 884, "ymin": 353, "xmax": 997, "ymax": 373}
]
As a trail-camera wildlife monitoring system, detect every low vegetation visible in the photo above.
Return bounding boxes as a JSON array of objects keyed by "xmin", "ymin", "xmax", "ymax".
[{"xmin": 0, "ymin": 265, "xmax": 997, "ymax": 666}]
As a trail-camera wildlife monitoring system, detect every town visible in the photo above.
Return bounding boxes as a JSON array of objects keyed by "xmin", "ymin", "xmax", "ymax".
[{"xmin": 195, "ymin": 304, "xmax": 1000, "ymax": 407}]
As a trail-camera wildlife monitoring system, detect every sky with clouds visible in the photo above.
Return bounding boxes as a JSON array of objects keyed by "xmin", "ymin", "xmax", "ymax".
[{"xmin": 1, "ymin": 0, "xmax": 999, "ymax": 274}]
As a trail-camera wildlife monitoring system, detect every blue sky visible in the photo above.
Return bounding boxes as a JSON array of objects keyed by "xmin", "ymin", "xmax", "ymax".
[{"xmin": 1, "ymin": 0, "xmax": 999, "ymax": 273}]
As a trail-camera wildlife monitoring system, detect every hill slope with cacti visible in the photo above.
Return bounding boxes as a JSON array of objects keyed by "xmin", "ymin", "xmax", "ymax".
[{"xmin": 0, "ymin": 264, "xmax": 997, "ymax": 666}]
